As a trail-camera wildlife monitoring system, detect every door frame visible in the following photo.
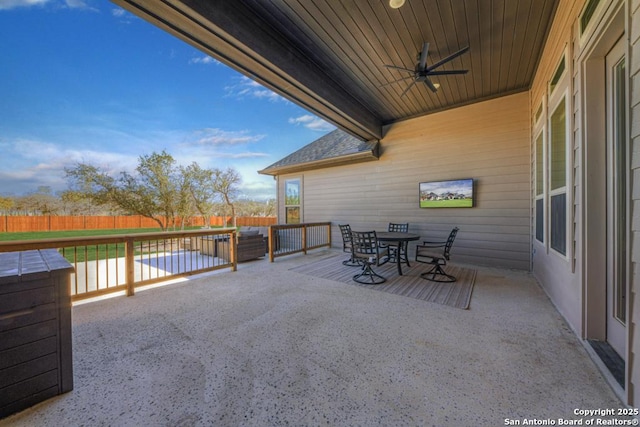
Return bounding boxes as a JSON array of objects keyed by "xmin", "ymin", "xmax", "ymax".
[
  {"xmin": 605, "ymin": 36, "xmax": 627, "ymax": 357},
  {"xmin": 581, "ymin": 3, "xmax": 628, "ymax": 393}
]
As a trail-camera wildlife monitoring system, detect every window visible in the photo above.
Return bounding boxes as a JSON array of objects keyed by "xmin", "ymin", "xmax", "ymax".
[
  {"xmin": 536, "ymin": 52, "xmax": 570, "ymax": 258},
  {"xmin": 550, "ymin": 57, "xmax": 566, "ymax": 94},
  {"xmin": 580, "ymin": 0, "xmax": 601, "ymax": 34},
  {"xmin": 284, "ymin": 178, "xmax": 301, "ymax": 224},
  {"xmin": 535, "ymin": 131, "xmax": 545, "ymax": 243},
  {"xmin": 549, "ymin": 97, "xmax": 567, "ymax": 255}
]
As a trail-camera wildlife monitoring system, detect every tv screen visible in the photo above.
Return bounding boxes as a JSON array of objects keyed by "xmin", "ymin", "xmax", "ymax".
[{"xmin": 419, "ymin": 178, "xmax": 474, "ymax": 208}]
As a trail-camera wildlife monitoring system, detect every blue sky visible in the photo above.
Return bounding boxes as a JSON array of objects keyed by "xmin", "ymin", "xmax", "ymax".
[{"xmin": 0, "ymin": 0, "xmax": 335, "ymax": 200}]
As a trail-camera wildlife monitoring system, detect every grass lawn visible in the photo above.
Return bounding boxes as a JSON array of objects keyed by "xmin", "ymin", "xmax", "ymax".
[
  {"xmin": 0, "ymin": 227, "xmax": 170, "ymax": 241},
  {"xmin": 419, "ymin": 199, "xmax": 473, "ymax": 208},
  {"xmin": 0, "ymin": 227, "xmax": 212, "ymax": 262}
]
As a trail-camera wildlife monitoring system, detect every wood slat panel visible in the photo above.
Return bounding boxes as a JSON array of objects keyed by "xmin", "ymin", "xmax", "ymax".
[{"xmin": 264, "ymin": 0, "xmax": 556, "ymax": 124}]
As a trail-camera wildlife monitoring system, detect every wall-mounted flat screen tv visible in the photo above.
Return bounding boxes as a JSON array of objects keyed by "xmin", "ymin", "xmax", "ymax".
[{"xmin": 419, "ymin": 178, "xmax": 474, "ymax": 208}]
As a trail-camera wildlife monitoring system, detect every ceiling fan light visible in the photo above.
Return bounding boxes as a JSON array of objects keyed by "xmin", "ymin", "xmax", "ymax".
[
  {"xmin": 433, "ymin": 83, "xmax": 441, "ymax": 89},
  {"xmin": 389, "ymin": 0, "xmax": 405, "ymax": 9}
]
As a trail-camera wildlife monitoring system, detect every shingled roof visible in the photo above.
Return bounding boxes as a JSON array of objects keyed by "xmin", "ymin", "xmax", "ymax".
[{"xmin": 258, "ymin": 129, "xmax": 380, "ymax": 176}]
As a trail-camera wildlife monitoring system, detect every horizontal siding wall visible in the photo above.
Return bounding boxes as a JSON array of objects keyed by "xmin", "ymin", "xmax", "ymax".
[
  {"xmin": 528, "ymin": 0, "xmax": 584, "ymax": 334},
  {"xmin": 281, "ymin": 92, "xmax": 531, "ymax": 270}
]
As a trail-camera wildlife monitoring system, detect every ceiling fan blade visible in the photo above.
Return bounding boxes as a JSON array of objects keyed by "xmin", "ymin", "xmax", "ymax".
[
  {"xmin": 427, "ymin": 70, "xmax": 468, "ymax": 76},
  {"xmin": 380, "ymin": 75, "xmax": 417, "ymax": 87},
  {"xmin": 384, "ymin": 64, "xmax": 415, "ymax": 73},
  {"xmin": 424, "ymin": 77, "xmax": 439, "ymax": 93},
  {"xmin": 426, "ymin": 45, "xmax": 469, "ymax": 72},
  {"xmin": 400, "ymin": 80, "xmax": 417, "ymax": 97},
  {"xmin": 418, "ymin": 42, "xmax": 429, "ymax": 71}
]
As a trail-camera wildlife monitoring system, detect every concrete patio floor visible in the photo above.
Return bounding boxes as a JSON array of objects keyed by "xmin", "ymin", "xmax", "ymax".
[{"xmin": 1, "ymin": 249, "xmax": 626, "ymax": 426}]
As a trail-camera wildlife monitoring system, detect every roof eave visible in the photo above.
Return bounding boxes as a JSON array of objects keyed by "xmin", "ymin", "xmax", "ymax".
[{"xmin": 258, "ymin": 146, "xmax": 380, "ymax": 177}]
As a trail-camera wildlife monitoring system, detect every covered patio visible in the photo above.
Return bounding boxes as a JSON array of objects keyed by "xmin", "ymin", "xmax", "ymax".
[{"xmin": 2, "ymin": 249, "xmax": 623, "ymax": 426}]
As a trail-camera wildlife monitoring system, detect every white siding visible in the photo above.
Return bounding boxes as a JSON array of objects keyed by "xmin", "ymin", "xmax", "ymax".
[
  {"xmin": 278, "ymin": 92, "xmax": 531, "ymax": 270},
  {"xmin": 630, "ymin": 0, "xmax": 640, "ymax": 406},
  {"xmin": 529, "ymin": 0, "xmax": 584, "ymax": 337}
]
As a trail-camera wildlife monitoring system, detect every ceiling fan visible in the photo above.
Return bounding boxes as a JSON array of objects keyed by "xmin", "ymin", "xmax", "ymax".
[{"xmin": 382, "ymin": 42, "xmax": 469, "ymax": 96}]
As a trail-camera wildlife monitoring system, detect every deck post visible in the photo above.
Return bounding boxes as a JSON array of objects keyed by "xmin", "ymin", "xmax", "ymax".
[
  {"xmin": 125, "ymin": 237, "xmax": 135, "ymax": 296},
  {"xmin": 230, "ymin": 230, "xmax": 238, "ymax": 271},
  {"xmin": 302, "ymin": 225, "xmax": 307, "ymax": 254},
  {"xmin": 269, "ymin": 226, "xmax": 275, "ymax": 262}
]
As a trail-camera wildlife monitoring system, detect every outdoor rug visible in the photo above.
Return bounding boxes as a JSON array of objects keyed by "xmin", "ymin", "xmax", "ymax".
[{"xmin": 290, "ymin": 255, "xmax": 477, "ymax": 309}]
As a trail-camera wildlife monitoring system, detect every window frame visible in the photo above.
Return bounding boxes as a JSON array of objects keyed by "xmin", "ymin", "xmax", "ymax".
[
  {"xmin": 533, "ymin": 111, "xmax": 546, "ymax": 245},
  {"xmin": 284, "ymin": 177, "xmax": 302, "ymax": 224},
  {"xmin": 547, "ymin": 51, "xmax": 571, "ymax": 259}
]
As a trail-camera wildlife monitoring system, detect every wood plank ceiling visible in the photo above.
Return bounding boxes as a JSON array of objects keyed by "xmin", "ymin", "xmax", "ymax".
[{"xmin": 112, "ymin": 0, "xmax": 558, "ymax": 142}]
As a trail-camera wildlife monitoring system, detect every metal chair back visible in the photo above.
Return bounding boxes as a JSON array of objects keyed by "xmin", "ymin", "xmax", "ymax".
[
  {"xmin": 442, "ymin": 227, "xmax": 459, "ymax": 260},
  {"xmin": 388, "ymin": 222, "xmax": 409, "ymax": 233},
  {"xmin": 351, "ymin": 230, "xmax": 389, "ymax": 284},
  {"xmin": 352, "ymin": 230, "xmax": 385, "ymax": 261},
  {"xmin": 339, "ymin": 224, "xmax": 353, "ymax": 250},
  {"xmin": 339, "ymin": 224, "xmax": 362, "ymax": 267}
]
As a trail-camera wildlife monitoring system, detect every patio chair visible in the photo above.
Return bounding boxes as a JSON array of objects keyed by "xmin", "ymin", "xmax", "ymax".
[
  {"xmin": 339, "ymin": 224, "xmax": 360, "ymax": 267},
  {"xmin": 381, "ymin": 222, "xmax": 409, "ymax": 263},
  {"xmin": 415, "ymin": 227, "xmax": 459, "ymax": 282},
  {"xmin": 351, "ymin": 230, "xmax": 390, "ymax": 284}
]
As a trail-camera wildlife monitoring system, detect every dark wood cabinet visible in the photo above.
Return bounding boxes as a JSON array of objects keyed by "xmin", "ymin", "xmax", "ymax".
[{"xmin": 0, "ymin": 250, "xmax": 74, "ymax": 419}]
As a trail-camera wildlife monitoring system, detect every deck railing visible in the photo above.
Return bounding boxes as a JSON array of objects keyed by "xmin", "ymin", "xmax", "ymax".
[
  {"xmin": 0, "ymin": 229, "xmax": 237, "ymax": 301},
  {"xmin": 267, "ymin": 222, "xmax": 332, "ymax": 261}
]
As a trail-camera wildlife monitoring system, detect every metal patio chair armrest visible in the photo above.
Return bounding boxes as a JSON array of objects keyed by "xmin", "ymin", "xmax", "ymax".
[{"xmin": 414, "ymin": 227, "xmax": 459, "ymax": 282}]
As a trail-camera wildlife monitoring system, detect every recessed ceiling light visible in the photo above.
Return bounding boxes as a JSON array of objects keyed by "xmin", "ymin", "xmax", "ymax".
[{"xmin": 389, "ymin": 0, "xmax": 405, "ymax": 9}]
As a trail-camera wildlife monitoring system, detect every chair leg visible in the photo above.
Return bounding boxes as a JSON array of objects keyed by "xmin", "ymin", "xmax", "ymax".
[
  {"xmin": 389, "ymin": 244, "xmax": 410, "ymax": 266},
  {"xmin": 343, "ymin": 254, "xmax": 362, "ymax": 267},
  {"xmin": 399, "ymin": 242, "xmax": 410, "ymax": 267},
  {"xmin": 353, "ymin": 261, "xmax": 386, "ymax": 284},
  {"xmin": 419, "ymin": 264, "xmax": 456, "ymax": 283}
]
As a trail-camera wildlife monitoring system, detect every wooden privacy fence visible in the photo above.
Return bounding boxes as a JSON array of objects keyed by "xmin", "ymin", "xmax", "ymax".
[{"xmin": 0, "ymin": 215, "xmax": 276, "ymax": 233}]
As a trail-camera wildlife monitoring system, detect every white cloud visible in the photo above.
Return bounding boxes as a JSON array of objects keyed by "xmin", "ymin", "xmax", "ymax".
[
  {"xmin": 64, "ymin": 0, "xmax": 91, "ymax": 9},
  {"xmin": 0, "ymin": 0, "xmax": 99, "ymax": 11},
  {"xmin": 225, "ymin": 76, "xmax": 285, "ymax": 102},
  {"xmin": 209, "ymin": 151, "xmax": 269, "ymax": 159},
  {"xmin": 0, "ymin": 0, "xmax": 49, "ymax": 10},
  {"xmin": 187, "ymin": 128, "xmax": 265, "ymax": 147},
  {"xmin": 0, "ymin": 138, "xmax": 139, "ymax": 195},
  {"xmin": 0, "ymin": 0, "xmax": 101, "ymax": 10},
  {"xmin": 288, "ymin": 114, "xmax": 335, "ymax": 132},
  {"xmin": 0, "ymin": 136, "xmax": 277, "ymax": 199},
  {"xmin": 189, "ymin": 56, "xmax": 219, "ymax": 65}
]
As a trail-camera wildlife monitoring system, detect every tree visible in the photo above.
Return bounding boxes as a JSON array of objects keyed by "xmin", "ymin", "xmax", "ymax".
[
  {"xmin": 0, "ymin": 196, "xmax": 14, "ymax": 214},
  {"xmin": 65, "ymin": 150, "xmax": 184, "ymax": 231},
  {"xmin": 58, "ymin": 189, "xmax": 115, "ymax": 215},
  {"xmin": 235, "ymin": 199, "xmax": 275, "ymax": 217},
  {"xmin": 15, "ymin": 186, "xmax": 61, "ymax": 215},
  {"xmin": 212, "ymin": 167, "xmax": 241, "ymax": 228},
  {"xmin": 182, "ymin": 163, "xmax": 217, "ymax": 228}
]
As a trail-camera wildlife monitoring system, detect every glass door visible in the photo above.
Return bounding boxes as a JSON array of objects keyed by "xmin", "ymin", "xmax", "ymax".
[{"xmin": 605, "ymin": 37, "xmax": 627, "ymax": 357}]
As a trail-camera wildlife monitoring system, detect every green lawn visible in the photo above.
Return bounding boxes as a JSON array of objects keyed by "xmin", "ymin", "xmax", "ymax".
[
  {"xmin": 419, "ymin": 199, "xmax": 473, "ymax": 208},
  {"xmin": 0, "ymin": 227, "xmax": 170, "ymax": 241},
  {"xmin": 0, "ymin": 227, "xmax": 207, "ymax": 262}
]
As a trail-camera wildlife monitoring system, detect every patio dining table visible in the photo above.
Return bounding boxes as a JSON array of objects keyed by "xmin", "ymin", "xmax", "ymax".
[{"xmin": 376, "ymin": 231, "xmax": 420, "ymax": 276}]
